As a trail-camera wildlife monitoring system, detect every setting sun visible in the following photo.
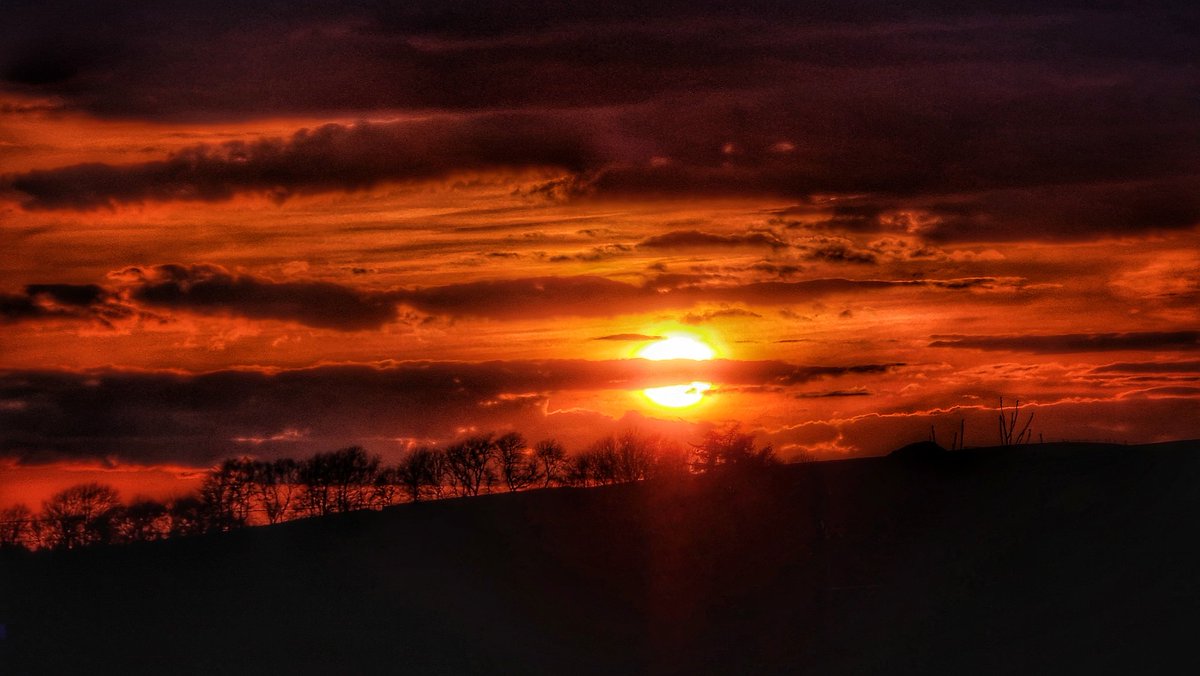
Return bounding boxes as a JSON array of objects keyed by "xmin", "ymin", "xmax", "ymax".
[
  {"xmin": 637, "ymin": 335, "xmax": 716, "ymax": 407},
  {"xmin": 636, "ymin": 335, "xmax": 716, "ymax": 361},
  {"xmin": 642, "ymin": 381, "xmax": 713, "ymax": 408}
]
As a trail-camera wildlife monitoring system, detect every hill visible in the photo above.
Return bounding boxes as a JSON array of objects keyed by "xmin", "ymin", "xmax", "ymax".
[{"xmin": 4, "ymin": 440, "xmax": 1200, "ymax": 674}]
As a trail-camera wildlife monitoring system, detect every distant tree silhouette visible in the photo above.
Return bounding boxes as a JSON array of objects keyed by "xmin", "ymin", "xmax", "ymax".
[
  {"xmin": 41, "ymin": 482, "xmax": 121, "ymax": 549},
  {"xmin": 495, "ymin": 432, "xmax": 541, "ymax": 492},
  {"xmin": 371, "ymin": 466, "xmax": 404, "ymax": 508},
  {"xmin": 252, "ymin": 458, "xmax": 301, "ymax": 524},
  {"xmin": 167, "ymin": 496, "xmax": 208, "ymax": 537},
  {"xmin": 113, "ymin": 499, "xmax": 170, "ymax": 543},
  {"xmin": 201, "ymin": 458, "xmax": 256, "ymax": 530},
  {"xmin": 396, "ymin": 446, "xmax": 447, "ymax": 502},
  {"xmin": 533, "ymin": 438, "xmax": 568, "ymax": 487},
  {"xmin": 613, "ymin": 430, "xmax": 657, "ymax": 483},
  {"xmin": 692, "ymin": 425, "xmax": 777, "ymax": 473},
  {"xmin": 0, "ymin": 503, "xmax": 35, "ymax": 550},
  {"xmin": 567, "ymin": 442, "xmax": 620, "ymax": 487},
  {"xmin": 298, "ymin": 446, "xmax": 381, "ymax": 515},
  {"xmin": 445, "ymin": 435, "xmax": 497, "ymax": 496},
  {"xmin": 650, "ymin": 439, "xmax": 690, "ymax": 479}
]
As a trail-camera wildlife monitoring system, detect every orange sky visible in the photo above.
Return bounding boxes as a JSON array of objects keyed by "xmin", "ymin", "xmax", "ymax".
[{"xmin": 2, "ymin": 1, "xmax": 1198, "ymax": 508}]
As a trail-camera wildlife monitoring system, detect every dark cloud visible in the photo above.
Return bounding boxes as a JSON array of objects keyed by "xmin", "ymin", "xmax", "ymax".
[
  {"xmin": 393, "ymin": 274, "xmax": 1026, "ymax": 319},
  {"xmin": 795, "ymin": 237, "xmax": 878, "ymax": 265},
  {"xmin": 5, "ymin": 267, "xmax": 1032, "ymax": 329},
  {"xmin": 930, "ymin": 331, "xmax": 1200, "ymax": 353},
  {"xmin": 593, "ymin": 333, "xmax": 663, "ymax": 341},
  {"xmin": 5, "ymin": 116, "xmax": 597, "ymax": 210},
  {"xmin": 638, "ymin": 230, "xmax": 787, "ymax": 250},
  {"xmin": 0, "ymin": 283, "xmax": 138, "ymax": 326},
  {"xmin": 1090, "ymin": 361, "xmax": 1200, "ymax": 375},
  {"xmin": 121, "ymin": 264, "xmax": 400, "ymax": 331},
  {"xmin": 794, "ymin": 389, "xmax": 871, "ymax": 399},
  {"xmin": 680, "ymin": 308, "xmax": 762, "ymax": 325},
  {"xmin": 0, "ymin": 359, "xmax": 903, "ymax": 464},
  {"xmin": 2, "ymin": 3, "xmax": 1195, "ymax": 240}
]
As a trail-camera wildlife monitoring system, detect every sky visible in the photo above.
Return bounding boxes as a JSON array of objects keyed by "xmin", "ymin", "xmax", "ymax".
[{"xmin": 2, "ymin": 0, "xmax": 1198, "ymax": 506}]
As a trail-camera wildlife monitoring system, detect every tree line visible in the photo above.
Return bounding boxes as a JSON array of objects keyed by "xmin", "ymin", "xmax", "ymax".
[{"xmin": 0, "ymin": 426, "xmax": 777, "ymax": 552}]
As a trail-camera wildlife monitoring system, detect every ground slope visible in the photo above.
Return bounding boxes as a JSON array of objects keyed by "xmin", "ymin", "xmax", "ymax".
[{"xmin": 4, "ymin": 440, "xmax": 1200, "ymax": 675}]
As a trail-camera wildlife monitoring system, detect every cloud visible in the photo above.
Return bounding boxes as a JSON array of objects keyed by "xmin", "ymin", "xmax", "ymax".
[
  {"xmin": 1088, "ymin": 361, "xmax": 1200, "ymax": 375},
  {"xmin": 794, "ymin": 389, "xmax": 871, "ymax": 398},
  {"xmin": 2, "ymin": 4, "xmax": 1195, "ymax": 241},
  {"xmin": 121, "ymin": 264, "xmax": 401, "ymax": 331},
  {"xmin": 5, "ymin": 115, "xmax": 597, "ymax": 210},
  {"xmin": 680, "ymin": 308, "xmax": 762, "ymax": 325},
  {"xmin": 638, "ymin": 230, "xmax": 788, "ymax": 250},
  {"xmin": 930, "ymin": 331, "xmax": 1200, "ymax": 353},
  {"xmin": 795, "ymin": 236, "xmax": 878, "ymax": 264},
  {"xmin": 0, "ymin": 359, "xmax": 904, "ymax": 465},
  {"xmin": 0, "ymin": 283, "xmax": 140, "ymax": 327},
  {"xmin": 593, "ymin": 333, "xmax": 663, "ymax": 341},
  {"xmin": 3, "ymin": 267, "xmax": 1034, "ymax": 329}
]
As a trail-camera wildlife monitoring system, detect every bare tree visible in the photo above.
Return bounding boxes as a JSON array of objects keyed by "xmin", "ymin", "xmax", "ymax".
[
  {"xmin": 649, "ymin": 439, "xmax": 690, "ymax": 479},
  {"xmin": 445, "ymin": 435, "xmax": 497, "ymax": 497},
  {"xmin": 252, "ymin": 458, "xmax": 301, "ymax": 524},
  {"xmin": 613, "ymin": 430, "xmax": 656, "ymax": 483},
  {"xmin": 371, "ymin": 466, "xmax": 403, "ymax": 508},
  {"xmin": 41, "ymin": 483, "xmax": 121, "ymax": 549},
  {"xmin": 0, "ymin": 503, "xmax": 36, "ymax": 550},
  {"xmin": 396, "ymin": 446, "xmax": 447, "ymax": 502},
  {"xmin": 297, "ymin": 446, "xmax": 382, "ymax": 516},
  {"xmin": 495, "ymin": 432, "xmax": 541, "ymax": 492},
  {"xmin": 201, "ymin": 457, "xmax": 256, "ymax": 530},
  {"xmin": 691, "ymin": 425, "xmax": 777, "ymax": 473},
  {"xmin": 113, "ymin": 499, "xmax": 170, "ymax": 543},
  {"xmin": 167, "ymin": 496, "xmax": 208, "ymax": 537},
  {"xmin": 533, "ymin": 438, "xmax": 568, "ymax": 487}
]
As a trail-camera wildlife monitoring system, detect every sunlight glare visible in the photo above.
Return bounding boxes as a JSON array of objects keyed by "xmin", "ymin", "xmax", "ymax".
[
  {"xmin": 637, "ymin": 335, "xmax": 716, "ymax": 407},
  {"xmin": 643, "ymin": 381, "xmax": 713, "ymax": 408},
  {"xmin": 636, "ymin": 335, "xmax": 716, "ymax": 361}
]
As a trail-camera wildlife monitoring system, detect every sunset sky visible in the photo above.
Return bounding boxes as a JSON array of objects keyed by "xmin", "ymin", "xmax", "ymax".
[{"xmin": 2, "ymin": 0, "xmax": 1198, "ymax": 506}]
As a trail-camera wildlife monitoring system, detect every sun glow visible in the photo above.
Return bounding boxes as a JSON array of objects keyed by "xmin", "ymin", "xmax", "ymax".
[
  {"xmin": 642, "ymin": 381, "xmax": 713, "ymax": 408},
  {"xmin": 636, "ymin": 335, "xmax": 716, "ymax": 361},
  {"xmin": 637, "ymin": 334, "xmax": 716, "ymax": 408}
]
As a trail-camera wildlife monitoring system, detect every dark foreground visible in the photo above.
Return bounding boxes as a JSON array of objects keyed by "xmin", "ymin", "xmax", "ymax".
[{"xmin": 4, "ymin": 440, "xmax": 1200, "ymax": 675}]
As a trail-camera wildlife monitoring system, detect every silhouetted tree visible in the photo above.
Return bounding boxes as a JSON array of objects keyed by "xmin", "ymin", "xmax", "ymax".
[
  {"xmin": 649, "ymin": 439, "xmax": 690, "ymax": 479},
  {"xmin": 495, "ymin": 432, "xmax": 541, "ymax": 492},
  {"xmin": 692, "ymin": 425, "xmax": 777, "ymax": 473},
  {"xmin": 252, "ymin": 458, "xmax": 300, "ymax": 524},
  {"xmin": 41, "ymin": 483, "xmax": 121, "ymax": 549},
  {"xmin": 533, "ymin": 438, "xmax": 568, "ymax": 487},
  {"xmin": 113, "ymin": 499, "xmax": 170, "ymax": 543},
  {"xmin": 445, "ymin": 435, "xmax": 497, "ymax": 496},
  {"xmin": 167, "ymin": 496, "xmax": 208, "ymax": 537},
  {"xmin": 566, "ymin": 443, "xmax": 620, "ymax": 487},
  {"xmin": 396, "ymin": 446, "xmax": 447, "ymax": 502},
  {"xmin": 0, "ymin": 503, "xmax": 35, "ymax": 550},
  {"xmin": 613, "ymin": 430, "xmax": 657, "ymax": 483},
  {"xmin": 371, "ymin": 466, "xmax": 403, "ymax": 508},
  {"xmin": 201, "ymin": 457, "xmax": 256, "ymax": 530},
  {"xmin": 565, "ymin": 451, "xmax": 598, "ymax": 487},
  {"xmin": 298, "ymin": 446, "xmax": 381, "ymax": 516}
]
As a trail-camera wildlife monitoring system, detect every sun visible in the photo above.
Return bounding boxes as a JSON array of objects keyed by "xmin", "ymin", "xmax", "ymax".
[
  {"xmin": 636, "ymin": 335, "xmax": 716, "ymax": 361},
  {"xmin": 636, "ymin": 334, "xmax": 716, "ymax": 408},
  {"xmin": 642, "ymin": 381, "xmax": 713, "ymax": 408}
]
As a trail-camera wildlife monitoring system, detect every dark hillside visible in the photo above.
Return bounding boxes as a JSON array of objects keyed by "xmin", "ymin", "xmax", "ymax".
[{"xmin": 4, "ymin": 440, "xmax": 1200, "ymax": 674}]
